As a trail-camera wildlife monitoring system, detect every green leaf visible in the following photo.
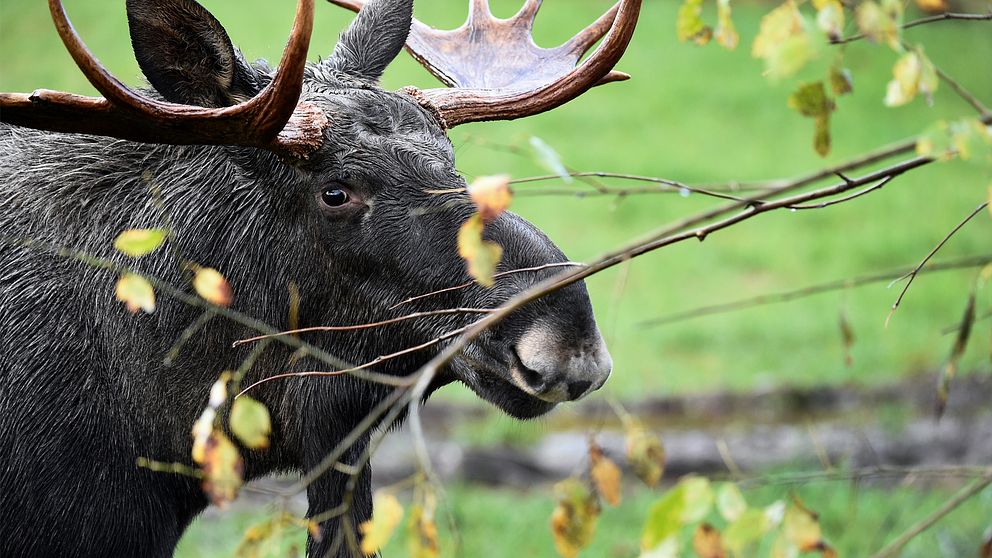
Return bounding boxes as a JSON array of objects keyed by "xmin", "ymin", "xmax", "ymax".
[
  {"xmin": 716, "ymin": 482, "xmax": 747, "ymax": 522},
  {"xmin": 529, "ymin": 136, "xmax": 572, "ymax": 183},
  {"xmin": 828, "ymin": 64, "xmax": 853, "ymax": 95},
  {"xmin": 680, "ymin": 476, "xmax": 714, "ymax": 523},
  {"xmin": 641, "ymin": 486, "xmax": 685, "ymax": 551},
  {"xmin": 230, "ymin": 396, "xmax": 272, "ymax": 450},
  {"xmin": 788, "ymin": 82, "xmax": 835, "ymax": 156},
  {"xmin": 114, "ymin": 228, "xmax": 167, "ymax": 257},
  {"xmin": 115, "ymin": 273, "xmax": 156, "ymax": 314},
  {"xmin": 677, "ymin": 0, "xmax": 712, "ymax": 45}
]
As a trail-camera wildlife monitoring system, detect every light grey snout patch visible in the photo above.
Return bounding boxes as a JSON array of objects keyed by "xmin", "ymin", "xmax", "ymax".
[{"xmin": 511, "ymin": 323, "xmax": 612, "ymax": 403}]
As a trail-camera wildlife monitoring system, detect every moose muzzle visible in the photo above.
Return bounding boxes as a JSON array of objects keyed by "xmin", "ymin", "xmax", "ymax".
[{"xmin": 510, "ymin": 322, "xmax": 612, "ymax": 403}]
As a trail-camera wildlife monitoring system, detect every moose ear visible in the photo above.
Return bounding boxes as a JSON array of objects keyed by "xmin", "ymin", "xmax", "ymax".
[
  {"xmin": 126, "ymin": 0, "xmax": 262, "ymax": 107},
  {"xmin": 326, "ymin": 0, "xmax": 413, "ymax": 82}
]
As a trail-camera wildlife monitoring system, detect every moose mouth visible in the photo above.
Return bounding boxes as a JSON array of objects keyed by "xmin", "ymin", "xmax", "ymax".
[{"xmin": 449, "ymin": 343, "xmax": 558, "ymax": 419}]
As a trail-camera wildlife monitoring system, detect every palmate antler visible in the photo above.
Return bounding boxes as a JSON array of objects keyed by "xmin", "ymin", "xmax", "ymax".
[
  {"xmin": 329, "ymin": 0, "xmax": 642, "ymax": 127},
  {"xmin": 0, "ymin": 0, "xmax": 325, "ymax": 158}
]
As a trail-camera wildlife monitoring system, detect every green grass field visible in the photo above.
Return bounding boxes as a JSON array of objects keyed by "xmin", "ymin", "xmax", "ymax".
[{"xmin": 174, "ymin": 480, "xmax": 992, "ymax": 557}]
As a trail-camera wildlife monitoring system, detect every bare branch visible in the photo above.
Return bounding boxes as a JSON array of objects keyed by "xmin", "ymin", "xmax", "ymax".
[
  {"xmin": 870, "ymin": 472, "xmax": 992, "ymax": 558},
  {"xmin": 232, "ymin": 307, "xmax": 495, "ymax": 347},
  {"xmin": 831, "ymin": 12, "xmax": 992, "ymax": 45},
  {"xmin": 639, "ymin": 254, "xmax": 992, "ymax": 328},
  {"xmin": 886, "ymin": 202, "xmax": 989, "ymax": 327}
]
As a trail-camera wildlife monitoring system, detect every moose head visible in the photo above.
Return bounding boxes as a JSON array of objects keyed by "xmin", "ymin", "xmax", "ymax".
[{"xmin": 0, "ymin": 0, "xmax": 640, "ymax": 555}]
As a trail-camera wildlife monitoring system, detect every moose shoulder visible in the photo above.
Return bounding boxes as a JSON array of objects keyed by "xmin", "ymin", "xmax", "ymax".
[{"xmin": 0, "ymin": 0, "xmax": 639, "ymax": 556}]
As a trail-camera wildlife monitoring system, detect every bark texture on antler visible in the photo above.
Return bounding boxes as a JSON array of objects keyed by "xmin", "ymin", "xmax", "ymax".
[
  {"xmin": 0, "ymin": 0, "xmax": 325, "ymax": 158},
  {"xmin": 329, "ymin": 0, "xmax": 642, "ymax": 127}
]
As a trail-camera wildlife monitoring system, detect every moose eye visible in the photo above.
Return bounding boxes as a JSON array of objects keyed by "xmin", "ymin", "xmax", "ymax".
[{"xmin": 321, "ymin": 188, "xmax": 350, "ymax": 208}]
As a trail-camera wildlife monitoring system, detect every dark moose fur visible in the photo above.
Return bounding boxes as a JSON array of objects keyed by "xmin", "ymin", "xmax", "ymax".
[{"xmin": 0, "ymin": 0, "xmax": 604, "ymax": 556}]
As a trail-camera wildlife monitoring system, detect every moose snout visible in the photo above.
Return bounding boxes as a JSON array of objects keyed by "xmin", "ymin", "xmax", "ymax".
[{"xmin": 509, "ymin": 323, "xmax": 612, "ymax": 403}]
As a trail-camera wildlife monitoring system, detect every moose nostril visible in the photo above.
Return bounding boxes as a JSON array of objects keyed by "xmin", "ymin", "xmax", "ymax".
[
  {"xmin": 567, "ymin": 380, "xmax": 592, "ymax": 401},
  {"xmin": 519, "ymin": 365, "xmax": 544, "ymax": 390}
]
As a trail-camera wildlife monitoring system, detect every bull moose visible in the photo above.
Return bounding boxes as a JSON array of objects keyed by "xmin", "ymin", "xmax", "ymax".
[{"xmin": 0, "ymin": 0, "xmax": 640, "ymax": 555}]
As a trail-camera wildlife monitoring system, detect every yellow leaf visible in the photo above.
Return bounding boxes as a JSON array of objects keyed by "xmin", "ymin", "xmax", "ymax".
[
  {"xmin": 715, "ymin": 0, "xmax": 739, "ymax": 50},
  {"xmin": 191, "ymin": 407, "xmax": 216, "ymax": 464},
  {"xmin": 677, "ymin": 0, "xmax": 712, "ymax": 45},
  {"xmin": 230, "ymin": 396, "xmax": 272, "ymax": 450},
  {"xmin": 693, "ymin": 523, "xmax": 727, "ymax": 558},
  {"xmin": 550, "ymin": 478, "xmax": 600, "ymax": 558},
  {"xmin": 193, "ymin": 267, "xmax": 233, "ymax": 307},
  {"xmin": 115, "ymin": 273, "xmax": 156, "ymax": 314},
  {"xmin": 856, "ymin": 0, "xmax": 902, "ymax": 50},
  {"xmin": 468, "ymin": 174, "xmax": 512, "ymax": 222},
  {"xmin": 359, "ymin": 492, "xmax": 404, "ymax": 555},
  {"xmin": 234, "ymin": 513, "xmax": 306, "ymax": 558},
  {"xmin": 623, "ymin": 416, "xmax": 666, "ymax": 487},
  {"xmin": 457, "ymin": 214, "xmax": 503, "ymax": 288},
  {"xmin": 752, "ymin": 1, "xmax": 815, "ymax": 80},
  {"xmin": 407, "ymin": 491, "xmax": 440, "ymax": 558},
  {"xmin": 915, "ymin": 0, "xmax": 947, "ymax": 13},
  {"xmin": 884, "ymin": 52, "xmax": 922, "ymax": 107},
  {"xmin": 201, "ymin": 431, "xmax": 243, "ymax": 507},
  {"xmin": 815, "ymin": 0, "xmax": 844, "ymax": 41},
  {"xmin": 783, "ymin": 497, "xmax": 823, "ymax": 551},
  {"xmin": 589, "ymin": 443, "xmax": 623, "ymax": 506},
  {"xmin": 113, "ymin": 228, "xmax": 167, "ymax": 257}
]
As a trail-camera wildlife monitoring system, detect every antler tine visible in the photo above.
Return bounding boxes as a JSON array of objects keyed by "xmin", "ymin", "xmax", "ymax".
[
  {"xmin": 561, "ymin": 1, "xmax": 619, "ymax": 58},
  {"xmin": 512, "ymin": 0, "xmax": 543, "ymax": 25},
  {"xmin": 238, "ymin": 0, "xmax": 316, "ymax": 142},
  {"xmin": 2, "ymin": 0, "xmax": 324, "ymax": 157},
  {"xmin": 47, "ymin": 0, "xmax": 157, "ymax": 113},
  {"xmin": 468, "ymin": 0, "xmax": 492, "ymax": 22}
]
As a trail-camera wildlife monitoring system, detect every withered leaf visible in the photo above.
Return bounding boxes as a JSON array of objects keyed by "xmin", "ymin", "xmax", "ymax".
[
  {"xmin": 457, "ymin": 213, "xmax": 503, "ymax": 288},
  {"xmin": 623, "ymin": 416, "xmax": 666, "ymax": 487},
  {"xmin": 468, "ymin": 174, "xmax": 512, "ymax": 222},
  {"xmin": 693, "ymin": 523, "xmax": 727, "ymax": 558},
  {"xmin": 193, "ymin": 267, "xmax": 233, "ymax": 307},
  {"xmin": 201, "ymin": 431, "xmax": 243, "ymax": 507},
  {"xmin": 550, "ymin": 478, "xmax": 600, "ymax": 558},
  {"xmin": 589, "ymin": 442, "xmax": 623, "ymax": 506}
]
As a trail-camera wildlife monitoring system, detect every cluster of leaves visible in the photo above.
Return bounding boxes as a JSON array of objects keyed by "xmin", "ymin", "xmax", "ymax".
[
  {"xmin": 673, "ymin": 0, "xmax": 959, "ymax": 156},
  {"xmin": 113, "ymin": 228, "xmax": 232, "ymax": 313},
  {"xmin": 188, "ymin": 373, "xmax": 273, "ymax": 506},
  {"xmin": 546, "ymin": 410, "xmax": 836, "ymax": 558},
  {"xmin": 357, "ymin": 485, "xmax": 440, "ymax": 557}
]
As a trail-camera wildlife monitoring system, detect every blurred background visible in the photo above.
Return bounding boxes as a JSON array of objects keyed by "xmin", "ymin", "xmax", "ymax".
[{"xmin": 3, "ymin": 0, "xmax": 990, "ymax": 556}]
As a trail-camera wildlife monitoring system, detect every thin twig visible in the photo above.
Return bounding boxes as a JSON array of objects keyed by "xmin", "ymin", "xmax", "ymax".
[
  {"xmin": 639, "ymin": 253, "xmax": 992, "ymax": 327},
  {"xmin": 869, "ymin": 472, "xmax": 992, "ymax": 558},
  {"xmin": 232, "ymin": 308, "xmax": 494, "ymax": 347},
  {"xmin": 787, "ymin": 176, "xmax": 893, "ymax": 210},
  {"xmin": 388, "ymin": 262, "xmax": 586, "ymax": 309},
  {"xmin": 933, "ymin": 64, "xmax": 991, "ymax": 116},
  {"xmin": 831, "ymin": 12, "xmax": 992, "ymax": 45},
  {"xmin": 886, "ymin": 202, "xmax": 989, "ymax": 327}
]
